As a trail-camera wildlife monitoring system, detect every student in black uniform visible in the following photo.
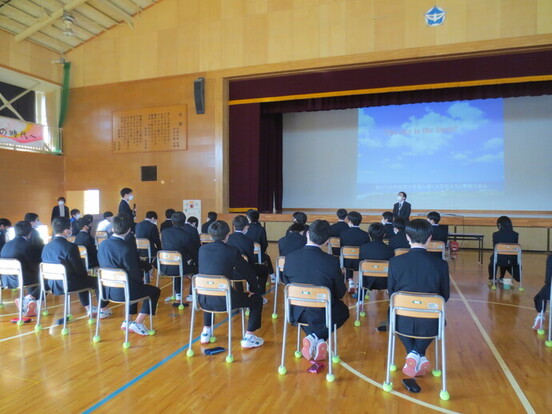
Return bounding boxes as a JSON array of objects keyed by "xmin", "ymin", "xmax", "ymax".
[
  {"xmin": 532, "ymin": 254, "xmax": 552, "ymax": 330},
  {"xmin": 51, "ymin": 197, "xmax": 70, "ymax": 223},
  {"xmin": 340, "ymin": 211, "xmax": 370, "ymax": 292},
  {"xmin": 197, "ymin": 220, "xmax": 264, "ymax": 348},
  {"xmin": 160, "ymin": 208, "xmax": 176, "ymax": 232},
  {"xmin": 183, "ymin": 215, "xmax": 201, "ymax": 253},
  {"xmin": 282, "ymin": 219, "xmax": 349, "ymax": 361},
  {"xmin": 69, "ymin": 209, "xmax": 81, "ymax": 236},
  {"xmin": 42, "ymin": 217, "xmax": 112, "ymax": 319},
  {"xmin": 201, "ymin": 211, "xmax": 217, "ymax": 234},
  {"xmin": 245, "ymin": 209, "xmax": 275, "ymax": 277},
  {"xmin": 286, "ymin": 211, "xmax": 309, "ymax": 235},
  {"xmin": 74, "ymin": 217, "xmax": 99, "ymax": 268},
  {"xmin": 388, "ymin": 219, "xmax": 450, "ymax": 377},
  {"xmin": 359, "ymin": 223, "xmax": 395, "ymax": 291},
  {"xmin": 427, "ymin": 211, "xmax": 448, "ymax": 243},
  {"xmin": 278, "ymin": 223, "xmax": 307, "ymax": 257},
  {"xmin": 488, "ymin": 216, "xmax": 520, "ymax": 283},
  {"xmin": 98, "ymin": 215, "xmax": 161, "ymax": 335},
  {"xmin": 0, "ymin": 218, "xmax": 11, "ymax": 252},
  {"xmin": 329, "ymin": 209, "xmax": 349, "ymax": 237},
  {"xmin": 389, "ymin": 217, "xmax": 410, "ymax": 250},
  {"xmin": 118, "ymin": 187, "xmax": 136, "ymax": 231},
  {"xmin": 381, "ymin": 211, "xmax": 395, "ymax": 240},
  {"xmin": 0, "ymin": 221, "xmax": 41, "ymax": 317},
  {"xmin": 135, "ymin": 211, "xmax": 162, "ymax": 258},
  {"xmin": 24, "ymin": 212, "xmax": 44, "ymax": 265}
]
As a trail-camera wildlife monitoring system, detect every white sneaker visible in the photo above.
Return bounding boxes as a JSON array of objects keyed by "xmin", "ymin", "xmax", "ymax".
[
  {"xmin": 200, "ymin": 328, "xmax": 212, "ymax": 344},
  {"xmin": 301, "ymin": 334, "xmax": 317, "ymax": 360},
  {"xmin": 24, "ymin": 299, "xmax": 37, "ymax": 317},
  {"xmin": 348, "ymin": 279, "xmax": 356, "ymax": 293},
  {"xmin": 533, "ymin": 314, "xmax": 545, "ymax": 330},
  {"xmin": 262, "ymin": 297, "xmax": 268, "ymax": 305},
  {"xmin": 185, "ymin": 294, "xmax": 193, "ymax": 303},
  {"xmin": 270, "ymin": 274, "xmax": 276, "ymax": 283},
  {"xmin": 99, "ymin": 308, "xmax": 112, "ymax": 319},
  {"xmin": 128, "ymin": 322, "xmax": 149, "ymax": 336},
  {"xmin": 121, "ymin": 320, "xmax": 128, "ymax": 330},
  {"xmin": 241, "ymin": 333, "xmax": 264, "ymax": 348},
  {"xmin": 175, "ymin": 293, "xmax": 182, "ymax": 301}
]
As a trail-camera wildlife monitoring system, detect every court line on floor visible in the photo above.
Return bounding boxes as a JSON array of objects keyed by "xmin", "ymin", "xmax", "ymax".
[
  {"xmin": 339, "ymin": 360, "xmax": 461, "ymax": 414},
  {"xmin": 450, "ymin": 276, "xmax": 536, "ymax": 414}
]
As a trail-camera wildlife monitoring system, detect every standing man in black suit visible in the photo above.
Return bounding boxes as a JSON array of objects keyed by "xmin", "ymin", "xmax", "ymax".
[
  {"xmin": 393, "ymin": 191, "xmax": 411, "ymax": 222},
  {"xmin": 389, "ymin": 217, "xmax": 410, "ymax": 250},
  {"xmin": 74, "ymin": 217, "xmax": 99, "ymax": 268},
  {"xmin": 0, "ymin": 218, "xmax": 11, "ymax": 252},
  {"xmin": 359, "ymin": 223, "xmax": 395, "ymax": 291},
  {"xmin": 118, "ymin": 187, "xmax": 136, "ymax": 232},
  {"xmin": 160, "ymin": 212, "xmax": 198, "ymax": 302},
  {"xmin": 245, "ymin": 209, "xmax": 275, "ymax": 280},
  {"xmin": 388, "ymin": 219, "xmax": 450, "ymax": 378},
  {"xmin": 24, "ymin": 212, "xmax": 44, "ymax": 265},
  {"xmin": 381, "ymin": 211, "xmax": 395, "ymax": 240},
  {"xmin": 278, "ymin": 223, "xmax": 307, "ymax": 257},
  {"xmin": 427, "ymin": 211, "xmax": 449, "ymax": 244},
  {"xmin": 98, "ymin": 215, "xmax": 161, "ymax": 335},
  {"xmin": 135, "ymin": 211, "xmax": 162, "ymax": 258},
  {"xmin": 283, "ymin": 219, "xmax": 349, "ymax": 361},
  {"xmin": 340, "ymin": 211, "xmax": 370, "ymax": 292},
  {"xmin": 201, "ymin": 211, "xmax": 217, "ymax": 234},
  {"xmin": 197, "ymin": 220, "xmax": 264, "ymax": 348},
  {"xmin": 1, "ymin": 221, "xmax": 41, "ymax": 317},
  {"xmin": 51, "ymin": 197, "xmax": 70, "ymax": 223},
  {"xmin": 488, "ymin": 216, "xmax": 520, "ymax": 283},
  {"xmin": 42, "ymin": 217, "xmax": 112, "ymax": 319},
  {"xmin": 160, "ymin": 208, "xmax": 176, "ymax": 232}
]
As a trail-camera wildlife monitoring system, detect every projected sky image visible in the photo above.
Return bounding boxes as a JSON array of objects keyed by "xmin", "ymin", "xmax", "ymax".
[{"xmin": 357, "ymin": 98, "xmax": 504, "ymax": 198}]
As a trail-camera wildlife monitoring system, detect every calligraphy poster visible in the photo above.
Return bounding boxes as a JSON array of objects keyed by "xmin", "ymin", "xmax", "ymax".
[
  {"xmin": 183, "ymin": 200, "xmax": 201, "ymax": 229},
  {"xmin": 112, "ymin": 105, "xmax": 188, "ymax": 153},
  {"xmin": 0, "ymin": 116, "xmax": 44, "ymax": 149}
]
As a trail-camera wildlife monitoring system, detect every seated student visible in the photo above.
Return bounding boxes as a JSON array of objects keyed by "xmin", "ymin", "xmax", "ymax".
[
  {"xmin": 51, "ymin": 197, "xmax": 69, "ymax": 223},
  {"xmin": 183, "ymin": 215, "xmax": 201, "ymax": 251},
  {"xmin": 0, "ymin": 221, "xmax": 41, "ymax": 317},
  {"xmin": 201, "ymin": 211, "xmax": 217, "ymax": 234},
  {"xmin": 69, "ymin": 209, "xmax": 81, "ymax": 235},
  {"xmin": 381, "ymin": 211, "xmax": 395, "ymax": 240},
  {"xmin": 245, "ymin": 209, "xmax": 275, "ymax": 278},
  {"xmin": 427, "ymin": 211, "xmax": 448, "ymax": 243},
  {"xmin": 359, "ymin": 223, "xmax": 395, "ymax": 291},
  {"xmin": 286, "ymin": 211, "xmax": 309, "ymax": 236},
  {"xmin": 42, "ymin": 217, "xmax": 112, "ymax": 319},
  {"xmin": 388, "ymin": 219, "xmax": 450, "ymax": 377},
  {"xmin": 340, "ymin": 211, "xmax": 370, "ymax": 292},
  {"xmin": 278, "ymin": 223, "xmax": 307, "ymax": 257},
  {"xmin": 389, "ymin": 217, "xmax": 410, "ymax": 250},
  {"xmin": 96, "ymin": 211, "xmax": 114, "ymax": 235},
  {"xmin": 282, "ymin": 219, "xmax": 349, "ymax": 361},
  {"xmin": 532, "ymin": 254, "xmax": 552, "ymax": 330},
  {"xmin": 0, "ymin": 218, "xmax": 11, "ymax": 252},
  {"xmin": 161, "ymin": 212, "xmax": 199, "ymax": 301},
  {"xmin": 160, "ymin": 208, "xmax": 176, "ymax": 232},
  {"xmin": 135, "ymin": 211, "xmax": 162, "ymax": 258},
  {"xmin": 24, "ymin": 213, "xmax": 44, "ymax": 264},
  {"xmin": 197, "ymin": 220, "xmax": 264, "ymax": 348},
  {"xmin": 488, "ymin": 216, "xmax": 520, "ymax": 283},
  {"xmin": 98, "ymin": 215, "xmax": 161, "ymax": 335},
  {"xmin": 74, "ymin": 217, "xmax": 99, "ymax": 268},
  {"xmin": 329, "ymin": 209, "xmax": 348, "ymax": 255}
]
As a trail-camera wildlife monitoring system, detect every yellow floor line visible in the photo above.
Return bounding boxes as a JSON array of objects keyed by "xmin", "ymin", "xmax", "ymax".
[
  {"xmin": 340, "ymin": 360, "xmax": 461, "ymax": 414},
  {"xmin": 450, "ymin": 276, "xmax": 536, "ymax": 414}
]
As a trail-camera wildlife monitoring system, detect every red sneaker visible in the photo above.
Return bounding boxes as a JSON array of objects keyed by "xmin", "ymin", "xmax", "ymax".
[{"xmin": 402, "ymin": 353, "xmax": 419, "ymax": 377}]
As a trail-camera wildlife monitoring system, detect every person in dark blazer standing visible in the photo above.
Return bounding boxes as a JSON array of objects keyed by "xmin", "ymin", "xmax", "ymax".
[
  {"xmin": 339, "ymin": 211, "xmax": 370, "ymax": 292},
  {"xmin": 393, "ymin": 191, "xmax": 411, "ymax": 222},
  {"xmin": 135, "ymin": 211, "xmax": 162, "ymax": 258},
  {"xmin": 278, "ymin": 223, "xmax": 307, "ymax": 257},
  {"xmin": 388, "ymin": 219, "xmax": 450, "ymax": 378},
  {"xmin": 197, "ymin": 220, "xmax": 264, "ymax": 348},
  {"xmin": 118, "ymin": 187, "xmax": 136, "ymax": 232},
  {"xmin": 389, "ymin": 217, "xmax": 410, "ymax": 251},
  {"xmin": 359, "ymin": 222, "xmax": 395, "ymax": 291},
  {"xmin": 488, "ymin": 216, "xmax": 520, "ymax": 282},
  {"xmin": 245, "ymin": 209, "xmax": 275, "ymax": 276},
  {"xmin": 98, "ymin": 215, "xmax": 161, "ymax": 335},
  {"xmin": 1, "ymin": 221, "xmax": 41, "ymax": 317},
  {"xmin": 201, "ymin": 211, "xmax": 218, "ymax": 234},
  {"xmin": 74, "ymin": 217, "xmax": 99, "ymax": 268},
  {"xmin": 51, "ymin": 197, "xmax": 70, "ymax": 223},
  {"xmin": 160, "ymin": 208, "xmax": 176, "ymax": 233},
  {"xmin": 282, "ymin": 219, "xmax": 349, "ymax": 361},
  {"xmin": 42, "ymin": 217, "xmax": 112, "ymax": 319}
]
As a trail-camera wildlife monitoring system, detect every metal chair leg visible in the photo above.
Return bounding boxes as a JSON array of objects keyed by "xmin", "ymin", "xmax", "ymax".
[
  {"xmin": 278, "ymin": 315, "xmax": 288, "ymax": 375},
  {"xmin": 186, "ymin": 300, "xmax": 196, "ymax": 357}
]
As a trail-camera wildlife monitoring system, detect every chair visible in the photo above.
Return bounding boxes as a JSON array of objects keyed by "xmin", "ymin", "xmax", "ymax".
[
  {"xmin": 271, "ymin": 256, "xmax": 285, "ymax": 319},
  {"xmin": 354, "ymin": 260, "xmax": 389, "ymax": 326},
  {"xmin": 427, "ymin": 240, "xmax": 446, "ymax": 260},
  {"xmin": 93, "ymin": 268, "xmax": 155, "ymax": 348},
  {"xmin": 186, "ymin": 274, "xmax": 246, "ymax": 363},
  {"xmin": 253, "ymin": 242, "xmax": 263, "ymax": 264},
  {"xmin": 394, "ymin": 248, "xmax": 409, "ymax": 256},
  {"xmin": 383, "ymin": 292, "xmax": 449, "ymax": 400},
  {"xmin": 542, "ymin": 282, "xmax": 552, "ymax": 348},
  {"xmin": 36, "ymin": 262, "xmax": 95, "ymax": 335},
  {"xmin": 491, "ymin": 243, "xmax": 523, "ymax": 291},
  {"xmin": 326, "ymin": 237, "xmax": 341, "ymax": 256},
  {"xmin": 95, "ymin": 231, "xmax": 107, "ymax": 239},
  {"xmin": 278, "ymin": 283, "xmax": 339, "ymax": 382},
  {"xmin": 136, "ymin": 238, "xmax": 152, "ymax": 283},
  {"xmin": 199, "ymin": 233, "xmax": 213, "ymax": 245},
  {"xmin": 96, "ymin": 234, "xmax": 108, "ymax": 247},
  {"xmin": 156, "ymin": 250, "xmax": 185, "ymax": 310},
  {"xmin": 0, "ymin": 258, "xmax": 41, "ymax": 325},
  {"xmin": 78, "ymin": 245, "xmax": 89, "ymax": 271},
  {"xmin": 339, "ymin": 246, "xmax": 359, "ymax": 269}
]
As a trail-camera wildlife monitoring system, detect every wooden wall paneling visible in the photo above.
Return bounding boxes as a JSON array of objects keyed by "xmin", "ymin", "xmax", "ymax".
[
  {"xmin": 345, "ymin": 0, "xmax": 374, "ymax": 55},
  {"xmin": 318, "ymin": 1, "xmax": 347, "ymax": 58},
  {"xmin": 245, "ymin": 0, "xmax": 268, "ymax": 15},
  {"xmin": 501, "ymin": 0, "xmax": 537, "ymax": 38},
  {"xmin": 373, "ymin": 0, "xmax": 406, "ymax": 52},
  {"xmin": 157, "ymin": 28, "xmax": 180, "ymax": 78},
  {"xmin": 221, "ymin": 0, "xmax": 245, "ymax": 19},
  {"xmin": 434, "ymin": 0, "xmax": 468, "ymax": 45},
  {"xmin": 537, "ymin": 0, "xmax": 552, "ymax": 34},
  {"xmin": 199, "ymin": 21, "xmax": 223, "ymax": 71},
  {"xmin": 215, "ymin": 76, "xmax": 229, "ymax": 213},
  {"xmin": 221, "ymin": 15, "xmax": 245, "ymax": 70},
  {"xmin": 268, "ymin": 0, "xmax": 293, "ymax": 13},
  {"xmin": 243, "ymin": 14, "xmax": 268, "ymax": 67},
  {"xmin": 267, "ymin": 9, "xmax": 294, "ymax": 63},
  {"xmin": 466, "ymin": 0, "xmax": 501, "ymax": 42},
  {"xmin": 177, "ymin": 23, "xmax": 201, "ymax": 76},
  {"xmin": 404, "ymin": 0, "xmax": 435, "ymax": 49},
  {"xmin": 292, "ymin": 4, "xmax": 319, "ymax": 60}
]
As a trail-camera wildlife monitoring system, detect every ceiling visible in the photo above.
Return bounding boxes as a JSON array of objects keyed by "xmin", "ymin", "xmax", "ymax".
[{"xmin": 0, "ymin": 0, "xmax": 157, "ymax": 55}]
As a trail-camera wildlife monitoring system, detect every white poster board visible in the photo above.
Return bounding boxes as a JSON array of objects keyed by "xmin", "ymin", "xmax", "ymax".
[{"xmin": 183, "ymin": 200, "xmax": 201, "ymax": 228}]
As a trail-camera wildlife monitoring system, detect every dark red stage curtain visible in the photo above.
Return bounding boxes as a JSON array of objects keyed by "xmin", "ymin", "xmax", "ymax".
[{"xmin": 258, "ymin": 113, "xmax": 282, "ymax": 213}]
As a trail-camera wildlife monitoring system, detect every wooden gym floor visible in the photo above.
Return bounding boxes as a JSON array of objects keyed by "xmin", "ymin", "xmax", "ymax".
[{"xmin": 0, "ymin": 245, "xmax": 551, "ymax": 414}]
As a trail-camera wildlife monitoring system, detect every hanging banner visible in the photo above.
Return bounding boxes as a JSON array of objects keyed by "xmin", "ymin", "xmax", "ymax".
[{"xmin": 0, "ymin": 116, "xmax": 44, "ymax": 149}]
